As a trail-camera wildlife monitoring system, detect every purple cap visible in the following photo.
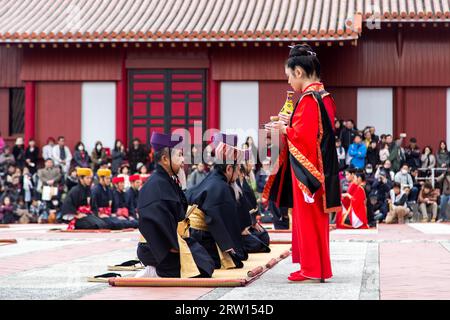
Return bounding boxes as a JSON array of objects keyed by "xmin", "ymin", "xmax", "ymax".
[
  {"xmin": 150, "ymin": 132, "xmax": 183, "ymax": 152},
  {"xmin": 211, "ymin": 133, "xmax": 238, "ymax": 148},
  {"xmin": 212, "ymin": 132, "xmax": 250, "ymax": 164}
]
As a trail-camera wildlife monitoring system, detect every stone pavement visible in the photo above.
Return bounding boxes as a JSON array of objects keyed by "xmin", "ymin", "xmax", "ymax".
[{"xmin": 0, "ymin": 223, "xmax": 449, "ymax": 300}]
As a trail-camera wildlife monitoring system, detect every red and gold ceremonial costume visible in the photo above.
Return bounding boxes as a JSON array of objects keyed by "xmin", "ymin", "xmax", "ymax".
[
  {"xmin": 263, "ymin": 82, "xmax": 341, "ymax": 280},
  {"xmin": 337, "ymin": 182, "xmax": 369, "ymax": 229}
]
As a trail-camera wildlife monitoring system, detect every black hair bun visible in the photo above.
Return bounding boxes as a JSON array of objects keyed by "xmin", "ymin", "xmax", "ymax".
[
  {"xmin": 285, "ymin": 43, "xmax": 321, "ymax": 78},
  {"xmin": 288, "ymin": 44, "xmax": 316, "ymax": 58}
]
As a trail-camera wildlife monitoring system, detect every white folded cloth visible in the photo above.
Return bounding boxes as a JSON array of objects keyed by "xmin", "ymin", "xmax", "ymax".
[{"xmin": 303, "ymin": 192, "xmax": 315, "ymax": 203}]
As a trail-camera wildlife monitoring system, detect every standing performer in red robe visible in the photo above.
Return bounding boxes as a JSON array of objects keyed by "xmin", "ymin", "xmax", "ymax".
[
  {"xmin": 264, "ymin": 44, "xmax": 341, "ymax": 282},
  {"xmin": 337, "ymin": 172, "xmax": 369, "ymax": 229}
]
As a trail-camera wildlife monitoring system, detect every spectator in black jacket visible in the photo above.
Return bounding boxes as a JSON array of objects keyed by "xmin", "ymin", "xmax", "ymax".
[
  {"xmin": 128, "ymin": 138, "xmax": 148, "ymax": 173},
  {"xmin": 369, "ymin": 126, "xmax": 379, "ymax": 143},
  {"xmin": 339, "ymin": 120, "xmax": 357, "ymax": 151},
  {"xmin": 367, "ymin": 194, "xmax": 381, "ymax": 227},
  {"xmin": 370, "ymin": 171, "xmax": 392, "ymax": 222},
  {"xmin": 364, "ymin": 164, "xmax": 376, "ymax": 194},
  {"xmin": 366, "ymin": 141, "xmax": 380, "ymax": 169},
  {"xmin": 25, "ymin": 139, "xmax": 39, "ymax": 174},
  {"xmin": 12, "ymin": 137, "xmax": 26, "ymax": 169},
  {"xmin": 111, "ymin": 139, "xmax": 127, "ymax": 174},
  {"xmin": 404, "ymin": 137, "xmax": 422, "ymax": 169},
  {"xmin": 65, "ymin": 168, "xmax": 79, "ymax": 192}
]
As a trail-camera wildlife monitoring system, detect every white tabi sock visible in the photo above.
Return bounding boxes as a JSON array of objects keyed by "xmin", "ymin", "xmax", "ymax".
[{"xmin": 134, "ymin": 266, "xmax": 160, "ymax": 278}]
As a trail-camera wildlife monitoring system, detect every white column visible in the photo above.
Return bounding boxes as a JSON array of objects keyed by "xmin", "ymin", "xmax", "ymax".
[
  {"xmin": 220, "ymin": 81, "xmax": 259, "ymax": 146},
  {"xmin": 357, "ymin": 88, "xmax": 393, "ymax": 135},
  {"xmin": 81, "ymin": 82, "xmax": 116, "ymax": 151}
]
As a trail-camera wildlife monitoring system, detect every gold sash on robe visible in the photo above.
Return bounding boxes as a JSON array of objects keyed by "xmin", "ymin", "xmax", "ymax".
[
  {"xmin": 176, "ymin": 208, "xmax": 201, "ymax": 278},
  {"xmin": 188, "ymin": 206, "xmax": 208, "ymax": 231},
  {"xmin": 216, "ymin": 246, "xmax": 236, "ymax": 269},
  {"xmin": 138, "ymin": 205, "xmax": 237, "ymax": 274},
  {"xmin": 188, "ymin": 206, "xmax": 236, "ymax": 269},
  {"xmin": 138, "ymin": 205, "xmax": 201, "ymax": 278}
]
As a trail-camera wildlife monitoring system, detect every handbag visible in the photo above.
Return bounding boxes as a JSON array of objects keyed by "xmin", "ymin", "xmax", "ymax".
[{"xmin": 42, "ymin": 186, "xmax": 58, "ymax": 201}]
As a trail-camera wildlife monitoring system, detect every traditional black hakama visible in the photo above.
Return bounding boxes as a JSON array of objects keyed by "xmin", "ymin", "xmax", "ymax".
[
  {"xmin": 237, "ymin": 178, "xmax": 271, "ymax": 253},
  {"xmin": 270, "ymin": 202, "xmax": 290, "ymax": 230},
  {"xmin": 186, "ymin": 169, "xmax": 247, "ymax": 269},
  {"xmin": 137, "ymin": 165, "xmax": 214, "ymax": 278}
]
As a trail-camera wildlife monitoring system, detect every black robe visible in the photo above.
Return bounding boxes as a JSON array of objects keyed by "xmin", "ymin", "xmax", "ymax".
[
  {"xmin": 125, "ymin": 187, "xmax": 139, "ymax": 218},
  {"xmin": 238, "ymin": 178, "xmax": 258, "ymax": 225},
  {"xmin": 137, "ymin": 164, "xmax": 214, "ymax": 278},
  {"xmin": 237, "ymin": 178, "xmax": 271, "ymax": 253},
  {"xmin": 61, "ymin": 184, "xmax": 107, "ymax": 229},
  {"xmin": 270, "ymin": 202, "xmax": 290, "ymax": 230},
  {"xmin": 186, "ymin": 169, "xmax": 247, "ymax": 268},
  {"xmin": 112, "ymin": 189, "xmax": 127, "ymax": 212},
  {"xmin": 235, "ymin": 179, "xmax": 254, "ymax": 230},
  {"xmin": 91, "ymin": 184, "xmax": 127, "ymax": 230},
  {"xmin": 61, "ymin": 184, "xmax": 90, "ymax": 215}
]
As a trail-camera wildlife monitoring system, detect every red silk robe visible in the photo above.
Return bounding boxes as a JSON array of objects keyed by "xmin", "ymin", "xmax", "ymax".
[
  {"xmin": 284, "ymin": 82, "xmax": 338, "ymax": 280},
  {"xmin": 337, "ymin": 183, "xmax": 369, "ymax": 229}
]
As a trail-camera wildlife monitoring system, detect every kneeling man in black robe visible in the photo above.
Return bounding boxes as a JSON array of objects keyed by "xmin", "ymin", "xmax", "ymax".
[
  {"xmin": 186, "ymin": 133, "xmax": 249, "ymax": 270},
  {"xmin": 136, "ymin": 132, "xmax": 214, "ymax": 278}
]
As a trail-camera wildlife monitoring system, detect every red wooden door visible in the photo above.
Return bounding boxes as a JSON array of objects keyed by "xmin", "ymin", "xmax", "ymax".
[{"xmin": 128, "ymin": 69, "xmax": 207, "ymax": 147}]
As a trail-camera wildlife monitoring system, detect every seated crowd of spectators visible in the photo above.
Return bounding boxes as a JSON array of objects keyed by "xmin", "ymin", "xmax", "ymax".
[
  {"xmin": 335, "ymin": 119, "xmax": 449, "ymax": 226},
  {"xmin": 0, "ymin": 135, "xmax": 152, "ymax": 224}
]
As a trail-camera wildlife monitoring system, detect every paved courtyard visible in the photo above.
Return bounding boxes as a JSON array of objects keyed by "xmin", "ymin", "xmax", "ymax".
[{"xmin": 1, "ymin": 222, "xmax": 450, "ymax": 300}]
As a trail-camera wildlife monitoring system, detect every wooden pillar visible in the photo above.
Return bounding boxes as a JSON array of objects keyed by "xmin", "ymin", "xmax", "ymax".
[
  {"xmin": 24, "ymin": 82, "xmax": 36, "ymax": 144},
  {"xmin": 208, "ymin": 68, "xmax": 220, "ymax": 130},
  {"xmin": 116, "ymin": 53, "xmax": 128, "ymax": 148}
]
